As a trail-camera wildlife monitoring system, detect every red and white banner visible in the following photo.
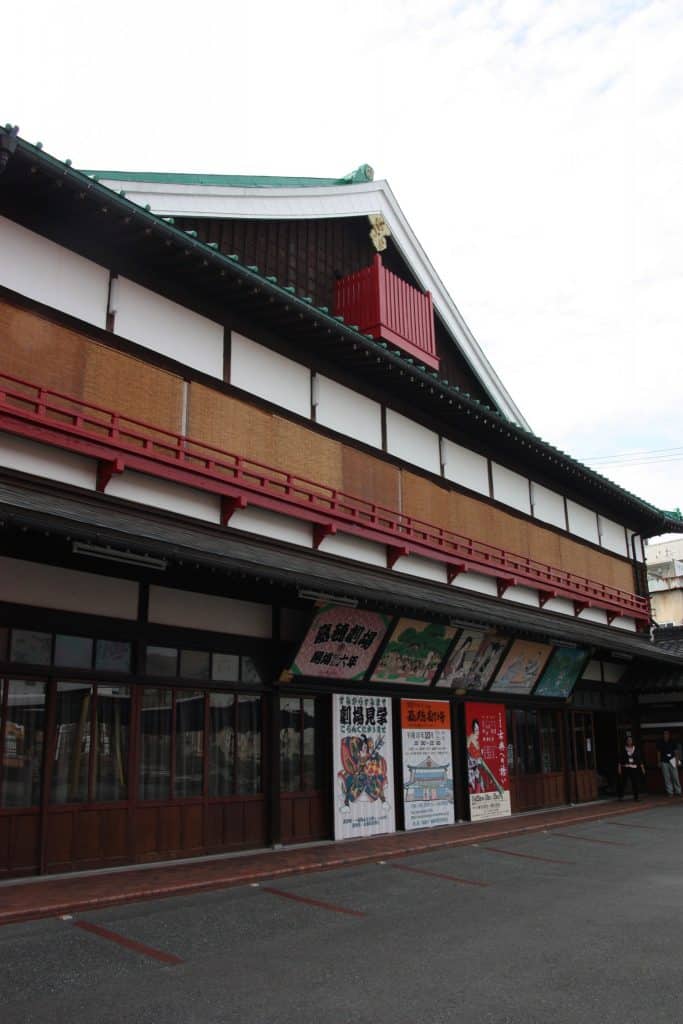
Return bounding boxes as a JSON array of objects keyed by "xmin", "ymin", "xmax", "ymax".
[{"xmin": 465, "ymin": 702, "xmax": 511, "ymax": 822}]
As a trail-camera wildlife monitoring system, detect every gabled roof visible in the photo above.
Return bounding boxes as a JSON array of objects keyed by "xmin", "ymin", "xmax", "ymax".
[{"xmin": 82, "ymin": 167, "xmax": 531, "ymax": 429}]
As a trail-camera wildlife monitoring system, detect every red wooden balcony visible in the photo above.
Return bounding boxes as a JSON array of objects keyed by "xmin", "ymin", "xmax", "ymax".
[
  {"xmin": 334, "ymin": 254, "xmax": 439, "ymax": 370},
  {"xmin": 0, "ymin": 371, "xmax": 650, "ymax": 626}
]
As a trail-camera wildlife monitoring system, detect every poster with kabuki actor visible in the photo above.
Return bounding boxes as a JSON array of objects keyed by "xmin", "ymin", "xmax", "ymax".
[
  {"xmin": 465, "ymin": 702, "xmax": 511, "ymax": 822},
  {"xmin": 333, "ymin": 694, "xmax": 396, "ymax": 840}
]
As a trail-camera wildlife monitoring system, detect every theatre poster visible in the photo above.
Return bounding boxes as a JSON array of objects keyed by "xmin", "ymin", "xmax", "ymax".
[
  {"xmin": 333, "ymin": 694, "xmax": 396, "ymax": 840},
  {"xmin": 401, "ymin": 699, "xmax": 455, "ymax": 831},
  {"xmin": 465, "ymin": 702, "xmax": 511, "ymax": 822}
]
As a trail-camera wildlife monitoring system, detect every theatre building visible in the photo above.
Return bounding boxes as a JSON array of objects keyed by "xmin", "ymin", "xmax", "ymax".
[{"xmin": 1, "ymin": 125, "xmax": 682, "ymax": 877}]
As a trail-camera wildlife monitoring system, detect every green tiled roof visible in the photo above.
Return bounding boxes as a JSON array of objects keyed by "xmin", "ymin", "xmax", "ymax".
[{"xmin": 76, "ymin": 164, "xmax": 375, "ymax": 188}]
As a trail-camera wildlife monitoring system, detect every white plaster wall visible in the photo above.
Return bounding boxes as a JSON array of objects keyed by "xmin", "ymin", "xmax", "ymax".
[
  {"xmin": 0, "ymin": 556, "xmax": 138, "ymax": 618},
  {"xmin": 314, "ymin": 374, "xmax": 382, "ymax": 448},
  {"xmin": 229, "ymin": 505, "xmax": 313, "ymax": 547},
  {"xmin": 318, "ymin": 532, "xmax": 386, "ymax": 567},
  {"xmin": 452, "ymin": 571, "xmax": 498, "ymax": 596},
  {"xmin": 230, "ymin": 332, "xmax": 311, "ymax": 418},
  {"xmin": 386, "ymin": 409, "xmax": 440, "ymax": 475},
  {"xmin": 583, "ymin": 660, "xmax": 602, "ymax": 681},
  {"xmin": 149, "ymin": 585, "xmax": 271, "ymax": 637},
  {"xmin": 578, "ymin": 606, "xmax": 608, "ymax": 625},
  {"xmin": 391, "ymin": 554, "xmax": 448, "ymax": 583},
  {"xmin": 541, "ymin": 596, "xmax": 575, "ymax": 616},
  {"xmin": 441, "ymin": 439, "xmax": 489, "ymax": 495},
  {"xmin": 502, "ymin": 584, "xmax": 539, "ymax": 607},
  {"xmin": 0, "ymin": 435, "xmax": 96, "ymax": 490},
  {"xmin": 0, "ymin": 215, "xmax": 109, "ymax": 327},
  {"xmin": 603, "ymin": 661, "xmax": 628, "ymax": 681},
  {"xmin": 567, "ymin": 500, "xmax": 600, "ymax": 544},
  {"xmin": 531, "ymin": 483, "xmax": 566, "ymax": 529},
  {"xmin": 628, "ymin": 531, "xmax": 645, "ymax": 563},
  {"xmin": 106, "ymin": 471, "xmax": 221, "ymax": 523},
  {"xmin": 491, "ymin": 463, "xmax": 531, "ymax": 514},
  {"xmin": 610, "ymin": 617, "xmax": 637, "ymax": 632},
  {"xmin": 112, "ymin": 277, "xmax": 223, "ymax": 378},
  {"xmin": 599, "ymin": 516, "xmax": 628, "ymax": 556}
]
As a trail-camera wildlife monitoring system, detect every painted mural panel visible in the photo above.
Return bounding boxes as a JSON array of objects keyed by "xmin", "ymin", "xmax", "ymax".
[
  {"xmin": 371, "ymin": 619, "xmax": 457, "ymax": 686},
  {"xmin": 465, "ymin": 702, "xmax": 511, "ymax": 822},
  {"xmin": 436, "ymin": 630, "xmax": 509, "ymax": 691},
  {"xmin": 534, "ymin": 646, "xmax": 589, "ymax": 698},
  {"xmin": 333, "ymin": 694, "xmax": 395, "ymax": 840},
  {"xmin": 401, "ymin": 699, "xmax": 454, "ymax": 831},
  {"xmin": 290, "ymin": 605, "xmax": 390, "ymax": 680},
  {"xmin": 489, "ymin": 640, "xmax": 552, "ymax": 695}
]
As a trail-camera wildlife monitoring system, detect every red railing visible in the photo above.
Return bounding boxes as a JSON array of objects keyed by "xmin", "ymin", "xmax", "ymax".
[
  {"xmin": 334, "ymin": 254, "xmax": 438, "ymax": 370},
  {"xmin": 0, "ymin": 372, "xmax": 649, "ymax": 623}
]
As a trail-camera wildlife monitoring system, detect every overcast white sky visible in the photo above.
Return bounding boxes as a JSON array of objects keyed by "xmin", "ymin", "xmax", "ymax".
[{"xmin": 5, "ymin": 0, "xmax": 682, "ymax": 530}]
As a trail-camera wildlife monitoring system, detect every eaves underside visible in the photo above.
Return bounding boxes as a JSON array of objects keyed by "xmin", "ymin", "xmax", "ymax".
[{"xmin": 0, "ymin": 476, "xmax": 680, "ymax": 670}]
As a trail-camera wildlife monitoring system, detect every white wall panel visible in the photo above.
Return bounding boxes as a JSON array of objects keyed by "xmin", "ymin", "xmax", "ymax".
[
  {"xmin": 599, "ymin": 516, "xmax": 628, "ymax": 556},
  {"xmin": 441, "ymin": 439, "xmax": 489, "ymax": 495},
  {"xmin": 107, "ymin": 472, "xmax": 221, "ymax": 523},
  {"xmin": 452, "ymin": 571, "xmax": 498, "ymax": 596},
  {"xmin": 502, "ymin": 585, "xmax": 539, "ymax": 607},
  {"xmin": 0, "ymin": 435, "xmax": 96, "ymax": 490},
  {"xmin": 386, "ymin": 409, "xmax": 440, "ymax": 475},
  {"xmin": 149, "ymin": 585, "xmax": 271, "ymax": 637},
  {"xmin": 609, "ymin": 617, "xmax": 637, "ymax": 632},
  {"xmin": 531, "ymin": 483, "xmax": 566, "ymax": 529},
  {"xmin": 577, "ymin": 606, "xmax": 608, "ymax": 625},
  {"xmin": 541, "ymin": 596, "xmax": 575, "ymax": 616},
  {"xmin": 230, "ymin": 332, "xmax": 311, "ymax": 417},
  {"xmin": 567, "ymin": 500, "xmax": 600, "ymax": 544},
  {"xmin": 314, "ymin": 374, "xmax": 382, "ymax": 448},
  {"xmin": 112, "ymin": 277, "xmax": 223, "ymax": 378},
  {"xmin": 229, "ymin": 506, "xmax": 313, "ymax": 547},
  {"xmin": 0, "ymin": 215, "xmax": 109, "ymax": 327},
  {"xmin": 0, "ymin": 556, "xmax": 138, "ymax": 618},
  {"xmin": 391, "ymin": 554, "xmax": 448, "ymax": 583},
  {"xmin": 318, "ymin": 532, "xmax": 386, "ymax": 567},
  {"xmin": 603, "ymin": 661, "xmax": 627, "ymax": 681},
  {"xmin": 491, "ymin": 463, "xmax": 531, "ymax": 514},
  {"xmin": 583, "ymin": 660, "xmax": 602, "ymax": 681},
  {"xmin": 628, "ymin": 531, "xmax": 645, "ymax": 563}
]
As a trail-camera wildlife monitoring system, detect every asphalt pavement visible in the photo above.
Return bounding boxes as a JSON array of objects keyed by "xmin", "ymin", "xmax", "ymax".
[{"xmin": 2, "ymin": 800, "xmax": 683, "ymax": 1024}]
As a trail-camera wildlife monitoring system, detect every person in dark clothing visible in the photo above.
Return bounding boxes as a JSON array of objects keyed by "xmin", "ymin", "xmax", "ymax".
[
  {"xmin": 617, "ymin": 733, "xmax": 645, "ymax": 801},
  {"xmin": 657, "ymin": 730, "xmax": 682, "ymax": 796}
]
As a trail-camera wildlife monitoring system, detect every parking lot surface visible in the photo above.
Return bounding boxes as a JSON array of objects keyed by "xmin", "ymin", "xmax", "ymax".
[{"xmin": 2, "ymin": 802, "xmax": 682, "ymax": 1024}]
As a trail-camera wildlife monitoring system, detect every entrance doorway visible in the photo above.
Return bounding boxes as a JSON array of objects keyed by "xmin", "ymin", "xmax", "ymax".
[
  {"xmin": 279, "ymin": 696, "xmax": 330, "ymax": 844},
  {"xmin": 569, "ymin": 711, "xmax": 598, "ymax": 803}
]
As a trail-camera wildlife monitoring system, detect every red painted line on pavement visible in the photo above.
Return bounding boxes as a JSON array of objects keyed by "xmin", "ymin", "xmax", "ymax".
[
  {"xmin": 480, "ymin": 846, "xmax": 574, "ymax": 865},
  {"xmin": 607, "ymin": 821, "xmax": 671, "ymax": 832},
  {"xmin": 390, "ymin": 863, "xmax": 489, "ymax": 887},
  {"xmin": 551, "ymin": 832, "xmax": 629, "ymax": 847},
  {"xmin": 261, "ymin": 886, "xmax": 366, "ymax": 917},
  {"xmin": 73, "ymin": 920, "xmax": 183, "ymax": 965}
]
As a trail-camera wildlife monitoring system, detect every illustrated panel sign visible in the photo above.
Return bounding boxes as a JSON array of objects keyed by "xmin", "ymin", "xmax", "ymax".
[
  {"xmin": 333, "ymin": 694, "xmax": 396, "ymax": 840},
  {"xmin": 371, "ymin": 619, "xmax": 458, "ymax": 686},
  {"xmin": 534, "ymin": 646, "xmax": 589, "ymax": 698},
  {"xmin": 401, "ymin": 699, "xmax": 454, "ymax": 831},
  {"xmin": 436, "ymin": 629, "xmax": 509, "ymax": 691},
  {"xmin": 489, "ymin": 639, "xmax": 552, "ymax": 695},
  {"xmin": 465, "ymin": 702, "xmax": 511, "ymax": 822},
  {"xmin": 290, "ymin": 605, "xmax": 390, "ymax": 680}
]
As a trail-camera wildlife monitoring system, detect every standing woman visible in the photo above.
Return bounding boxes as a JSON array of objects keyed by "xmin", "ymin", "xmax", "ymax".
[{"xmin": 617, "ymin": 732, "xmax": 645, "ymax": 801}]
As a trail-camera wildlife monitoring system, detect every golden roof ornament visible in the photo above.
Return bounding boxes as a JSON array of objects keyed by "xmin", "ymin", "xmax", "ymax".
[{"xmin": 368, "ymin": 213, "xmax": 391, "ymax": 252}]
